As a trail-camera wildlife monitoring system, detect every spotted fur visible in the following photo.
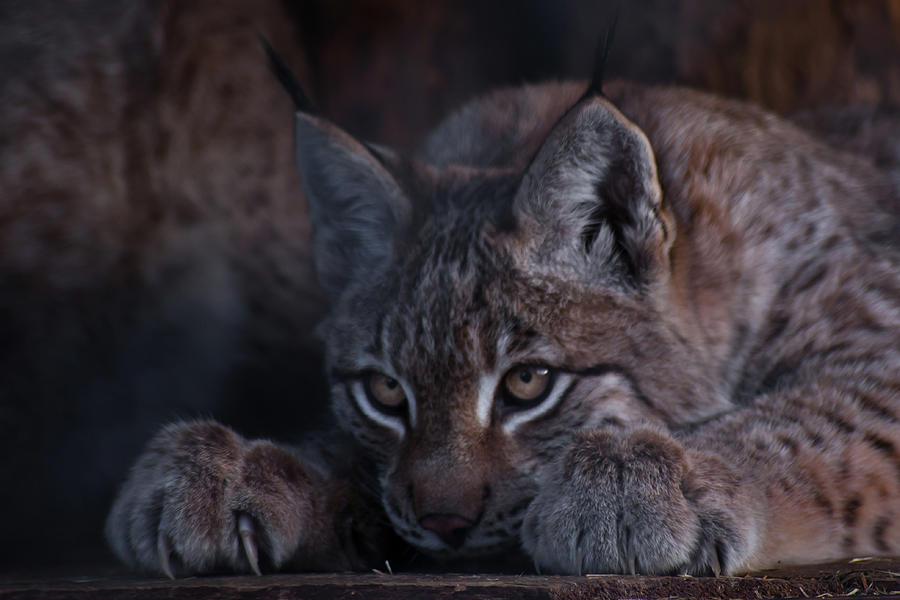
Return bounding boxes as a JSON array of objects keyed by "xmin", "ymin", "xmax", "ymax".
[{"xmin": 108, "ymin": 80, "xmax": 900, "ymax": 576}]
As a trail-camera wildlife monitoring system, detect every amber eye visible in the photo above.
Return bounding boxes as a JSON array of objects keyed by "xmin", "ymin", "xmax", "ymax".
[
  {"xmin": 366, "ymin": 372, "xmax": 407, "ymax": 411},
  {"xmin": 502, "ymin": 365, "xmax": 553, "ymax": 404}
]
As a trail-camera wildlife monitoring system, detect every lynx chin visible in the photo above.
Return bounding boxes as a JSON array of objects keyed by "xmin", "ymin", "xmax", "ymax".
[{"xmin": 106, "ymin": 45, "xmax": 900, "ymax": 577}]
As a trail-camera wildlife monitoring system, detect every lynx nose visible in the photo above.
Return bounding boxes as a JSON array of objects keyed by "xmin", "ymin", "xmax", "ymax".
[{"xmin": 418, "ymin": 514, "xmax": 474, "ymax": 549}]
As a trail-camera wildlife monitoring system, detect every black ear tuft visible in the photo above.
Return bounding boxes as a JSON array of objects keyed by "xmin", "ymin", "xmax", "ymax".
[
  {"xmin": 583, "ymin": 6, "xmax": 620, "ymax": 99},
  {"xmin": 259, "ymin": 34, "xmax": 318, "ymax": 114}
]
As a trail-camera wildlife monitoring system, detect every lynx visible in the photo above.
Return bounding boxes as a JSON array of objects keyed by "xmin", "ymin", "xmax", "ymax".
[{"xmin": 106, "ymin": 44, "xmax": 900, "ymax": 577}]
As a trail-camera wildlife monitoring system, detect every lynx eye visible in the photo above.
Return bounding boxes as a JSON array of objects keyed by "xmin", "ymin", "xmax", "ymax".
[
  {"xmin": 502, "ymin": 365, "xmax": 554, "ymax": 405},
  {"xmin": 365, "ymin": 372, "xmax": 407, "ymax": 412}
]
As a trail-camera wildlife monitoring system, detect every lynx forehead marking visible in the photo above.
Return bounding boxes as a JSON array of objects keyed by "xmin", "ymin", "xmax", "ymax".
[
  {"xmin": 405, "ymin": 378, "xmax": 419, "ymax": 427},
  {"xmin": 476, "ymin": 371, "xmax": 500, "ymax": 427},
  {"xmin": 476, "ymin": 332, "xmax": 513, "ymax": 427}
]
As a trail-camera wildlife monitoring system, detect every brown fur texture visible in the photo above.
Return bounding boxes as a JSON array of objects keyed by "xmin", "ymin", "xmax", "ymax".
[{"xmin": 107, "ymin": 75, "xmax": 900, "ymax": 576}]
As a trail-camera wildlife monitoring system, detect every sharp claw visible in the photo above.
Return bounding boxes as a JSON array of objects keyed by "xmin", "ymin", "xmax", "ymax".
[
  {"xmin": 708, "ymin": 542, "xmax": 722, "ymax": 578},
  {"xmin": 157, "ymin": 531, "xmax": 175, "ymax": 580},
  {"xmin": 238, "ymin": 513, "xmax": 262, "ymax": 576},
  {"xmin": 618, "ymin": 524, "xmax": 636, "ymax": 575}
]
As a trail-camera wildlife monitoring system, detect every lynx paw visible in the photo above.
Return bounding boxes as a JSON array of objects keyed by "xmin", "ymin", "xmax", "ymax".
[
  {"xmin": 521, "ymin": 429, "xmax": 751, "ymax": 576},
  {"xmin": 106, "ymin": 421, "xmax": 352, "ymax": 576}
]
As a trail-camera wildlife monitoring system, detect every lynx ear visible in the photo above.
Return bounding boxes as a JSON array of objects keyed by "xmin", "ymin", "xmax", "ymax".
[
  {"xmin": 263, "ymin": 37, "xmax": 409, "ymax": 299},
  {"xmin": 513, "ymin": 94, "xmax": 672, "ymax": 289},
  {"xmin": 295, "ymin": 112, "xmax": 409, "ymax": 300}
]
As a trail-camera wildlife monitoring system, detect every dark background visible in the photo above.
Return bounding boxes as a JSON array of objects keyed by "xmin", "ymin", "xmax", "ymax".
[{"xmin": 0, "ymin": 0, "xmax": 897, "ymax": 571}]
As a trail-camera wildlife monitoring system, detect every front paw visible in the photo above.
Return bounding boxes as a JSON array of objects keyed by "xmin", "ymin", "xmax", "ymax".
[
  {"xmin": 106, "ymin": 421, "xmax": 355, "ymax": 576},
  {"xmin": 521, "ymin": 429, "xmax": 750, "ymax": 575}
]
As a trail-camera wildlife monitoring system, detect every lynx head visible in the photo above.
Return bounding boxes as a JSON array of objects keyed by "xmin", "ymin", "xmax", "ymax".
[{"xmin": 284, "ymin": 54, "xmax": 704, "ymax": 557}]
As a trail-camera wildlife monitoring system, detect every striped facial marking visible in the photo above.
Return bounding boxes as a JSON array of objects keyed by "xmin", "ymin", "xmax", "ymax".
[{"xmin": 347, "ymin": 370, "xmax": 418, "ymax": 437}]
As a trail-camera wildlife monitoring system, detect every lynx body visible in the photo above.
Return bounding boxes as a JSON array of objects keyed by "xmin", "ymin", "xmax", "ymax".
[{"xmin": 107, "ymin": 79, "xmax": 900, "ymax": 576}]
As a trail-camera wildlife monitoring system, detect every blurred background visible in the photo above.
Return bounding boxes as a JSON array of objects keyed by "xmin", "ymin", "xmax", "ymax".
[{"xmin": 0, "ymin": 0, "xmax": 898, "ymax": 572}]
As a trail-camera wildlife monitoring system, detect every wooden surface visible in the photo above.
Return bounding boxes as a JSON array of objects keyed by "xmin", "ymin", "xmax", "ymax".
[{"xmin": 2, "ymin": 557, "xmax": 898, "ymax": 600}]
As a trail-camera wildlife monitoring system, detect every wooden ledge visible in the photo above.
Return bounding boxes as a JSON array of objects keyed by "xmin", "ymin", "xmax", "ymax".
[{"xmin": 1, "ymin": 557, "xmax": 897, "ymax": 599}]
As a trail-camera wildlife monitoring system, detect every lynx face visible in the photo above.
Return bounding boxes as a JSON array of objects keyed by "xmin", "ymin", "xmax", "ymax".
[
  {"xmin": 324, "ymin": 217, "xmax": 648, "ymax": 555},
  {"xmin": 323, "ymin": 214, "xmax": 668, "ymax": 556},
  {"xmin": 303, "ymin": 93, "xmax": 728, "ymax": 558}
]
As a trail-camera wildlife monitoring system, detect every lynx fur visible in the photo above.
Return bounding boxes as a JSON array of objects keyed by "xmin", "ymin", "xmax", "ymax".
[{"xmin": 107, "ymin": 72, "xmax": 900, "ymax": 576}]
